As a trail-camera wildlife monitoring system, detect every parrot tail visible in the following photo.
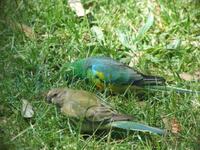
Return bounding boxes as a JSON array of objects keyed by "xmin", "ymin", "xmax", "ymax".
[
  {"xmin": 110, "ymin": 121, "xmax": 166, "ymax": 135},
  {"xmin": 136, "ymin": 75, "xmax": 166, "ymax": 86}
]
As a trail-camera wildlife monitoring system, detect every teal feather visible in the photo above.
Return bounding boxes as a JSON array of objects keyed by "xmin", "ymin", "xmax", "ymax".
[{"xmin": 110, "ymin": 121, "xmax": 166, "ymax": 135}]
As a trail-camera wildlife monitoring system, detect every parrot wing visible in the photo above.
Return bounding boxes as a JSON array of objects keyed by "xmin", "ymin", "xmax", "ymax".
[
  {"xmin": 84, "ymin": 105, "xmax": 166, "ymax": 135},
  {"xmin": 89, "ymin": 63, "xmax": 143, "ymax": 85},
  {"xmin": 60, "ymin": 90, "xmax": 102, "ymax": 119},
  {"xmin": 85, "ymin": 57, "xmax": 165, "ymax": 86},
  {"xmin": 85, "ymin": 105, "xmax": 133, "ymax": 123},
  {"xmin": 61, "ymin": 102, "xmax": 86, "ymax": 118}
]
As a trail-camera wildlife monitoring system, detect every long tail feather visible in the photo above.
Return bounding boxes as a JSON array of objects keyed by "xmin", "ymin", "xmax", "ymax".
[
  {"xmin": 144, "ymin": 85, "xmax": 200, "ymax": 94},
  {"xmin": 136, "ymin": 76, "xmax": 166, "ymax": 86},
  {"xmin": 110, "ymin": 121, "xmax": 166, "ymax": 135}
]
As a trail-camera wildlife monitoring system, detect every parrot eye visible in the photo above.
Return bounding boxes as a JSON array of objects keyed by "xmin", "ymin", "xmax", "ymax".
[{"xmin": 52, "ymin": 93, "xmax": 58, "ymax": 98}]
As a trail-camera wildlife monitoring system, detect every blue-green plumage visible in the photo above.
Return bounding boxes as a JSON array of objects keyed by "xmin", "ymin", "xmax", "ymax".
[
  {"xmin": 68, "ymin": 56, "xmax": 165, "ymax": 92},
  {"xmin": 61, "ymin": 56, "xmax": 200, "ymax": 94}
]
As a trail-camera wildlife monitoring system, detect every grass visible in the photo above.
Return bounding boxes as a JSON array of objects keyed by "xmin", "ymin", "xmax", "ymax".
[{"xmin": 1, "ymin": 0, "xmax": 200, "ymax": 149}]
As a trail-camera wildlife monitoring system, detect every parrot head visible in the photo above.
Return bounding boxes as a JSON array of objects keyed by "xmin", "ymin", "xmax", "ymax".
[
  {"xmin": 70, "ymin": 59, "xmax": 88, "ymax": 78},
  {"xmin": 59, "ymin": 59, "xmax": 87, "ymax": 79},
  {"xmin": 46, "ymin": 88, "xmax": 68, "ymax": 106}
]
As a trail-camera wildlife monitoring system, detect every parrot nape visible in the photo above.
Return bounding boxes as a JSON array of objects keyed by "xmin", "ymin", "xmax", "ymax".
[
  {"xmin": 61, "ymin": 56, "xmax": 200, "ymax": 94},
  {"xmin": 46, "ymin": 88, "xmax": 166, "ymax": 135}
]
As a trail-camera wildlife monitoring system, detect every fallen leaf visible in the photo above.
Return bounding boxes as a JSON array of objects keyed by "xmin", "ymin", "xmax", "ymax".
[
  {"xmin": 17, "ymin": 23, "xmax": 35, "ymax": 39},
  {"xmin": 21, "ymin": 99, "xmax": 34, "ymax": 118},
  {"xmin": 179, "ymin": 71, "xmax": 200, "ymax": 81},
  {"xmin": 6, "ymin": 19, "xmax": 35, "ymax": 39},
  {"xmin": 68, "ymin": 0, "xmax": 85, "ymax": 17},
  {"xmin": 162, "ymin": 117, "xmax": 181, "ymax": 134},
  {"xmin": 179, "ymin": 73, "xmax": 194, "ymax": 81},
  {"xmin": 171, "ymin": 118, "xmax": 181, "ymax": 134},
  {"xmin": 91, "ymin": 26, "xmax": 104, "ymax": 44}
]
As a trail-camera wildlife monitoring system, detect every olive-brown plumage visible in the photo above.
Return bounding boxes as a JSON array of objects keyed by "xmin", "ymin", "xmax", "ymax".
[
  {"xmin": 46, "ymin": 88, "xmax": 166, "ymax": 134},
  {"xmin": 46, "ymin": 88, "xmax": 132, "ymax": 131}
]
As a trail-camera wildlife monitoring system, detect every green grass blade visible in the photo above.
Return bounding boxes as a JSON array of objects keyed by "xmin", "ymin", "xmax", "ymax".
[
  {"xmin": 116, "ymin": 13, "xmax": 154, "ymax": 50},
  {"xmin": 110, "ymin": 121, "xmax": 166, "ymax": 135},
  {"xmin": 116, "ymin": 30, "xmax": 132, "ymax": 49},
  {"xmin": 135, "ymin": 12, "xmax": 154, "ymax": 42}
]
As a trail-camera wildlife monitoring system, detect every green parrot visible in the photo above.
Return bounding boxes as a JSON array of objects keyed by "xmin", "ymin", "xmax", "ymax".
[
  {"xmin": 62, "ymin": 56, "xmax": 199, "ymax": 94},
  {"xmin": 62, "ymin": 56, "xmax": 164, "ymax": 93},
  {"xmin": 46, "ymin": 88, "xmax": 166, "ymax": 134}
]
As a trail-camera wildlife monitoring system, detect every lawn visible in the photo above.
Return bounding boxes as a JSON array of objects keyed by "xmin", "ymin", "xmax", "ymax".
[{"xmin": 0, "ymin": 0, "xmax": 200, "ymax": 149}]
